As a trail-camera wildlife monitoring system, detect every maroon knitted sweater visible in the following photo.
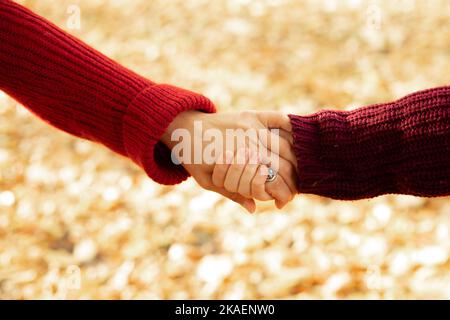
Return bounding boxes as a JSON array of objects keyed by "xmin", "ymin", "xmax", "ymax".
[
  {"xmin": 1, "ymin": 1, "xmax": 449, "ymax": 200},
  {"xmin": 289, "ymin": 87, "xmax": 450, "ymax": 199}
]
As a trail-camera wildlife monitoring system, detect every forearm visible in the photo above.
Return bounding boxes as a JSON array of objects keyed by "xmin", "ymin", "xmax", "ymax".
[
  {"xmin": 289, "ymin": 86, "xmax": 450, "ymax": 200},
  {"xmin": 0, "ymin": 0, "xmax": 215, "ymax": 185}
]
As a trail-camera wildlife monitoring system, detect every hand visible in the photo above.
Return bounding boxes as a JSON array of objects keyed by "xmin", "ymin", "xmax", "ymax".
[
  {"xmin": 161, "ymin": 110, "xmax": 298, "ymax": 212},
  {"xmin": 211, "ymin": 147, "xmax": 271, "ymax": 211}
]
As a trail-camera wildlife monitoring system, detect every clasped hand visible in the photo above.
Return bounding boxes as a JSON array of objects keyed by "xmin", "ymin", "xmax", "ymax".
[{"xmin": 162, "ymin": 110, "xmax": 298, "ymax": 213}]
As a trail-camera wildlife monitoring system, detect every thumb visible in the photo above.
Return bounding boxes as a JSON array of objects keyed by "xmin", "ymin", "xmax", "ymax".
[{"xmin": 257, "ymin": 111, "xmax": 292, "ymax": 132}]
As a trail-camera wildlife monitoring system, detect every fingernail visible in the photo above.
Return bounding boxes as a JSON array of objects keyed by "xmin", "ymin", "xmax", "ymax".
[
  {"xmin": 245, "ymin": 200, "xmax": 256, "ymax": 214},
  {"xmin": 275, "ymin": 200, "xmax": 283, "ymax": 209}
]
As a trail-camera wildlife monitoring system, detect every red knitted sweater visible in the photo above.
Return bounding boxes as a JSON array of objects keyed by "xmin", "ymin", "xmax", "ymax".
[
  {"xmin": 1, "ymin": 1, "xmax": 449, "ymax": 200},
  {"xmin": 0, "ymin": 0, "xmax": 216, "ymax": 185}
]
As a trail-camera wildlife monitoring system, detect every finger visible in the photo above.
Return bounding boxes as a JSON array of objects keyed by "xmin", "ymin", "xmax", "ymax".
[
  {"xmin": 237, "ymin": 148, "xmax": 260, "ymax": 198},
  {"xmin": 265, "ymin": 172, "xmax": 293, "ymax": 209},
  {"xmin": 251, "ymin": 165, "xmax": 273, "ymax": 201},
  {"xmin": 211, "ymin": 186, "xmax": 256, "ymax": 214},
  {"xmin": 257, "ymin": 111, "xmax": 292, "ymax": 132},
  {"xmin": 259, "ymin": 149, "xmax": 298, "ymax": 195},
  {"xmin": 212, "ymin": 150, "xmax": 233, "ymax": 188},
  {"xmin": 223, "ymin": 147, "xmax": 248, "ymax": 193},
  {"xmin": 257, "ymin": 128, "xmax": 297, "ymax": 168},
  {"xmin": 277, "ymin": 128, "xmax": 294, "ymax": 147}
]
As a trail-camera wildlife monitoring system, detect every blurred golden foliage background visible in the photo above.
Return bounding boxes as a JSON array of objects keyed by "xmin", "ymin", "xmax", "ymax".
[{"xmin": 0, "ymin": 0, "xmax": 449, "ymax": 299}]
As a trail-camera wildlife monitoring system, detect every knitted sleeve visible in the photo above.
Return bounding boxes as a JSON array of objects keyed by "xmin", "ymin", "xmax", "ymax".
[
  {"xmin": 289, "ymin": 86, "xmax": 450, "ymax": 200},
  {"xmin": 0, "ymin": 0, "xmax": 216, "ymax": 185}
]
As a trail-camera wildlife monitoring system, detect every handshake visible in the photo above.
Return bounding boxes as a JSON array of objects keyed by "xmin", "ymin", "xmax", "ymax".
[{"xmin": 161, "ymin": 110, "xmax": 299, "ymax": 213}]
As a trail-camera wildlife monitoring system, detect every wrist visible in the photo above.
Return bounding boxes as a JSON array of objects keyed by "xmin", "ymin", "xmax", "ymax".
[{"xmin": 161, "ymin": 110, "xmax": 202, "ymax": 149}]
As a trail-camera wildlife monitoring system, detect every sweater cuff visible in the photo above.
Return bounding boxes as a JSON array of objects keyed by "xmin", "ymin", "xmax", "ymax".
[
  {"xmin": 122, "ymin": 84, "xmax": 216, "ymax": 185},
  {"xmin": 288, "ymin": 114, "xmax": 330, "ymax": 195},
  {"xmin": 289, "ymin": 112, "xmax": 392, "ymax": 200}
]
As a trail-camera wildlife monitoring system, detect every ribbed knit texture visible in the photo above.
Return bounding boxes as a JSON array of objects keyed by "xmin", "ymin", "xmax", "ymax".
[
  {"xmin": 0, "ymin": 0, "xmax": 215, "ymax": 185},
  {"xmin": 1, "ymin": 1, "xmax": 449, "ymax": 200},
  {"xmin": 289, "ymin": 86, "xmax": 450, "ymax": 200}
]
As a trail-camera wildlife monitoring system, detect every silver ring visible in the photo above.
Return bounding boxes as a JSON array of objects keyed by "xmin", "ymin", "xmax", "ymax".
[{"xmin": 266, "ymin": 167, "xmax": 277, "ymax": 183}]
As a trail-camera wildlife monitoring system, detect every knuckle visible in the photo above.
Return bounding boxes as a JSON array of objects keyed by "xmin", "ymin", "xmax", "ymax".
[
  {"xmin": 252, "ymin": 185, "xmax": 270, "ymax": 201},
  {"xmin": 239, "ymin": 185, "xmax": 250, "ymax": 198},
  {"xmin": 223, "ymin": 181, "xmax": 235, "ymax": 193},
  {"xmin": 251, "ymin": 184, "xmax": 263, "ymax": 199},
  {"xmin": 253, "ymin": 192, "xmax": 265, "ymax": 201},
  {"xmin": 212, "ymin": 172, "xmax": 225, "ymax": 186},
  {"xmin": 212, "ymin": 176, "xmax": 224, "ymax": 188},
  {"xmin": 251, "ymin": 177, "xmax": 262, "ymax": 190},
  {"xmin": 258, "ymin": 194, "xmax": 272, "ymax": 201}
]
